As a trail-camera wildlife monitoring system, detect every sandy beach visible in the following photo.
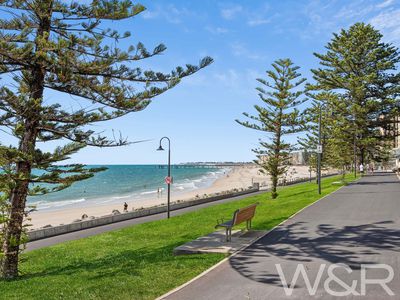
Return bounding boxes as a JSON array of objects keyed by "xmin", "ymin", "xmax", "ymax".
[{"xmin": 29, "ymin": 165, "xmax": 322, "ymax": 229}]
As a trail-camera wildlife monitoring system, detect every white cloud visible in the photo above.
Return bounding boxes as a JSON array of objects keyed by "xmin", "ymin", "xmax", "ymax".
[
  {"xmin": 205, "ymin": 26, "xmax": 229, "ymax": 34},
  {"xmin": 334, "ymin": 0, "xmax": 375, "ymax": 20},
  {"xmin": 220, "ymin": 3, "xmax": 270, "ymax": 27},
  {"xmin": 246, "ymin": 3, "xmax": 270, "ymax": 27},
  {"xmin": 231, "ymin": 42, "xmax": 267, "ymax": 61},
  {"xmin": 212, "ymin": 68, "xmax": 261, "ymax": 89},
  {"xmin": 297, "ymin": 0, "xmax": 388, "ymax": 40},
  {"xmin": 141, "ymin": 4, "xmax": 191, "ymax": 24},
  {"xmin": 213, "ymin": 69, "xmax": 239, "ymax": 87},
  {"xmin": 376, "ymin": 0, "xmax": 395, "ymax": 8},
  {"xmin": 247, "ymin": 18, "xmax": 270, "ymax": 27},
  {"xmin": 370, "ymin": 9, "xmax": 400, "ymax": 44},
  {"xmin": 221, "ymin": 5, "xmax": 243, "ymax": 20}
]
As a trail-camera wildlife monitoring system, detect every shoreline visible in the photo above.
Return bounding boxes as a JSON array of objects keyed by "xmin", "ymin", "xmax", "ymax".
[{"xmin": 29, "ymin": 165, "xmax": 316, "ymax": 229}]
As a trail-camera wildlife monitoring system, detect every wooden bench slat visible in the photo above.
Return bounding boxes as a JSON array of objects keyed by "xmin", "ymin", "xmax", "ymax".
[{"xmin": 234, "ymin": 204, "xmax": 257, "ymax": 225}]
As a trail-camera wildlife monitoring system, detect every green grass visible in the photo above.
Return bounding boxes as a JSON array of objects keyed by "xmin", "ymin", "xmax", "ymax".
[{"xmin": 0, "ymin": 174, "xmax": 357, "ymax": 300}]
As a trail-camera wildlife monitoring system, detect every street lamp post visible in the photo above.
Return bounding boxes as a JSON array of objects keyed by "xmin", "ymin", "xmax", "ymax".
[
  {"xmin": 353, "ymin": 134, "xmax": 357, "ymax": 178},
  {"xmin": 353, "ymin": 112, "xmax": 357, "ymax": 179},
  {"xmin": 157, "ymin": 137, "xmax": 171, "ymax": 219},
  {"xmin": 317, "ymin": 105, "xmax": 322, "ymax": 195}
]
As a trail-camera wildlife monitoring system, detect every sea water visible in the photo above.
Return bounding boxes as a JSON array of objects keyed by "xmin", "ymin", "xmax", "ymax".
[{"xmin": 27, "ymin": 165, "xmax": 228, "ymax": 211}]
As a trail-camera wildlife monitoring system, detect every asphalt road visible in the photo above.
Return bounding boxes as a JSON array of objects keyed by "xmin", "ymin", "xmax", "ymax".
[
  {"xmin": 26, "ymin": 190, "xmax": 265, "ymax": 252},
  {"xmin": 163, "ymin": 173, "xmax": 400, "ymax": 300}
]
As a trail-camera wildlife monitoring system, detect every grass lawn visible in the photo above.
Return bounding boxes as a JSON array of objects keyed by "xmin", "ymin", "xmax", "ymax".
[{"xmin": 0, "ymin": 174, "xmax": 357, "ymax": 300}]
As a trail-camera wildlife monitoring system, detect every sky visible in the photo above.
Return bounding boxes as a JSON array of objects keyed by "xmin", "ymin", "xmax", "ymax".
[{"xmin": 1, "ymin": 0, "xmax": 400, "ymax": 164}]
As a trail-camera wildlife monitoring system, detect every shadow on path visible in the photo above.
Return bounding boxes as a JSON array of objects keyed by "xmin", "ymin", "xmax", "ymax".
[{"xmin": 229, "ymin": 220, "xmax": 400, "ymax": 286}]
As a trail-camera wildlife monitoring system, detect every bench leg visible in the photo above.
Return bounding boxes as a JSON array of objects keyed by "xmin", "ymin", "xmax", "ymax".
[
  {"xmin": 225, "ymin": 228, "xmax": 232, "ymax": 242},
  {"xmin": 246, "ymin": 220, "xmax": 252, "ymax": 230}
]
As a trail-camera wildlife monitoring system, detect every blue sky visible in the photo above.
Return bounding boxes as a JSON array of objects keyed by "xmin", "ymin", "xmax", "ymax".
[{"xmin": 1, "ymin": 0, "xmax": 400, "ymax": 164}]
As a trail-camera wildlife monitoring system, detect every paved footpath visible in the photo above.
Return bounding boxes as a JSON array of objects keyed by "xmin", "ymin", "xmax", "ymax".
[{"xmin": 163, "ymin": 173, "xmax": 400, "ymax": 300}]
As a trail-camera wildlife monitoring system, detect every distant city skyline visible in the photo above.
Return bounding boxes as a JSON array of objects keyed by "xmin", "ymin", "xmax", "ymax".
[{"xmin": 1, "ymin": 0, "xmax": 399, "ymax": 164}]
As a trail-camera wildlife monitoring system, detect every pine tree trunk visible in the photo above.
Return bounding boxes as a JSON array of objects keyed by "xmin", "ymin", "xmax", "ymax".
[
  {"xmin": 271, "ymin": 112, "xmax": 282, "ymax": 200},
  {"xmin": 1, "ymin": 121, "xmax": 37, "ymax": 279},
  {"xmin": 271, "ymin": 175, "xmax": 278, "ymax": 199},
  {"xmin": 0, "ymin": 1, "xmax": 52, "ymax": 279},
  {"xmin": 1, "ymin": 167, "xmax": 31, "ymax": 278},
  {"xmin": 1, "ymin": 116, "xmax": 40, "ymax": 279},
  {"xmin": 1, "ymin": 107, "xmax": 41, "ymax": 279}
]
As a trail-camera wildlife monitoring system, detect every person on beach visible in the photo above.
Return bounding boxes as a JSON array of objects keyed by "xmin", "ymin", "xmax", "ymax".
[{"xmin": 123, "ymin": 202, "xmax": 128, "ymax": 212}]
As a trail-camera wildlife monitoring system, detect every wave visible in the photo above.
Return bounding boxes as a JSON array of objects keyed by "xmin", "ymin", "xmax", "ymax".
[
  {"xmin": 140, "ymin": 190, "xmax": 158, "ymax": 195},
  {"xmin": 173, "ymin": 181, "xmax": 197, "ymax": 191},
  {"xmin": 172, "ymin": 169, "xmax": 229, "ymax": 192},
  {"xmin": 111, "ymin": 195, "xmax": 131, "ymax": 200},
  {"xmin": 29, "ymin": 166, "xmax": 231, "ymax": 210},
  {"xmin": 31, "ymin": 198, "xmax": 86, "ymax": 210}
]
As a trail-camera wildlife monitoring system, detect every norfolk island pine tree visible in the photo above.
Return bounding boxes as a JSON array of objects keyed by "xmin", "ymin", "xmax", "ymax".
[
  {"xmin": 236, "ymin": 58, "xmax": 307, "ymax": 199},
  {"xmin": 309, "ymin": 23, "xmax": 400, "ymax": 167},
  {"xmin": 0, "ymin": 0, "xmax": 212, "ymax": 279}
]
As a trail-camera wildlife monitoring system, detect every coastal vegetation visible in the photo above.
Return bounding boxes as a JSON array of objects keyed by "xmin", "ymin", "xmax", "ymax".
[
  {"xmin": 304, "ymin": 23, "xmax": 400, "ymax": 172},
  {"xmin": 0, "ymin": 1, "xmax": 212, "ymax": 279},
  {"xmin": 240, "ymin": 23, "xmax": 399, "ymax": 195},
  {"xmin": 236, "ymin": 59, "xmax": 307, "ymax": 199},
  {"xmin": 0, "ymin": 175, "xmax": 357, "ymax": 299}
]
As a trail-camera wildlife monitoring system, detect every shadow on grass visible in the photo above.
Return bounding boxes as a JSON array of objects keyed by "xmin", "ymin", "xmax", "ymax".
[
  {"xmin": 229, "ymin": 220, "xmax": 400, "ymax": 286},
  {"xmin": 17, "ymin": 238, "xmax": 211, "ymax": 282}
]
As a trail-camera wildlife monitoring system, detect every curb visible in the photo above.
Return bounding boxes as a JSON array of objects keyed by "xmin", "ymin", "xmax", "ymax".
[{"xmin": 156, "ymin": 176, "xmax": 359, "ymax": 300}]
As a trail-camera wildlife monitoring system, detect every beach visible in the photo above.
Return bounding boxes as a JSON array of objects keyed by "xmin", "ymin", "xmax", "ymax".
[{"xmin": 29, "ymin": 165, "xmax": 320, "ymax": 229}]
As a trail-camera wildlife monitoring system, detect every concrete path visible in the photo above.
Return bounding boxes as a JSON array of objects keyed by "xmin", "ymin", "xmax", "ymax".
[
  {"xmin": 26, "ymin": 190, "xmax": 265, "ymax": 252},
  {"xmin": 174, "ymin": 230, "xmax": 267, "ymax": 255},
  {"xmin": 163, "ymin": 173, "xmax": 400, "ymax": 300}
]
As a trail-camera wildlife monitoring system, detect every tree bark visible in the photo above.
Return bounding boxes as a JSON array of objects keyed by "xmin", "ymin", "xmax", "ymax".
[
  {"xmin": 1, "ymin": 126, "xmax": 36, "ymax": 278},
  {"xmin": 1, "ymin": 1, "xmax": 52, "ymax": 279},
  {"xmin": 271, "ymin": 110, "xmax": 282, "ymax": 199},
  {"xmin": 271, "ymin": 175, "xmax": 278, "ymax": 199}
]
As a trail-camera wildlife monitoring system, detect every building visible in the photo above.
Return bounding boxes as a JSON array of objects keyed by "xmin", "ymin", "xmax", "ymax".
[
  {"xmin": 257, "ymin": 151, "xmax": 306, "ymax": 166},
  {"xmin": 290, "ymin": 151, "xmax": 306, "ymax": 165}
]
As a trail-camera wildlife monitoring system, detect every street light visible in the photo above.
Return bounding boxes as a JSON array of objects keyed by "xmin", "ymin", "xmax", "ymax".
[
  {"xmin": 353, "ymin": 113, "xmax": 357, "ymax": 179},
  {"xmin": 317, "ymin": 105, "xmax": 322, "ymax": 195},
  {"xmin": 316, "ymin": 106, "xmax": 336, "ymax": 194},
  {"xmin": 157, "ymin": 137, "xmax": 171, "ymax": 218}
]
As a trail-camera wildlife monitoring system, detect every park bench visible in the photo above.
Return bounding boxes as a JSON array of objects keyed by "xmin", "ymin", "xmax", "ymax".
[{"xmin": 215, "ymin": 203, "xmax": 259, "ymax": 242}]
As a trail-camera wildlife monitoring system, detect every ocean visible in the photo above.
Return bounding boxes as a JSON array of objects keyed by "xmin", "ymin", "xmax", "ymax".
[{"xmin": 27, "ymin": 165, "xmax": 228, "ymax": 211}]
